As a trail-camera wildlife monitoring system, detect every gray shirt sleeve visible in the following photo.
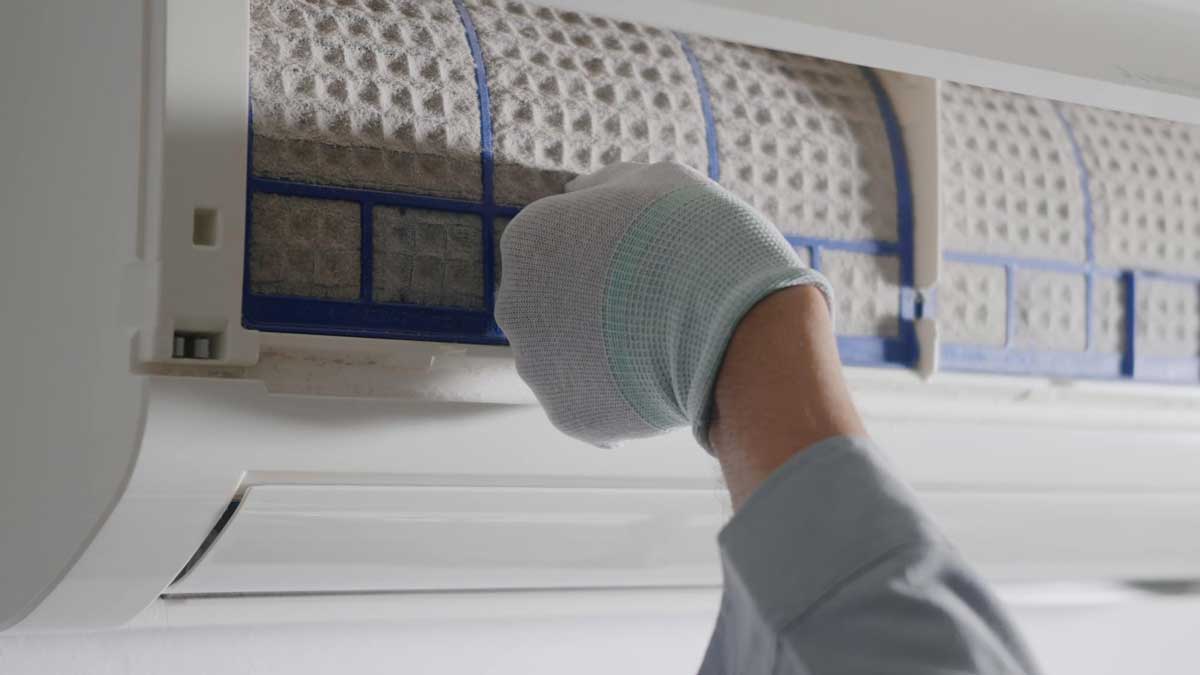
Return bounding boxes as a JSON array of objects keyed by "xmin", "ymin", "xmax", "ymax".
[{"xmin": 699, "ymin": 436, "xmax": 1041, "ymax": 675}]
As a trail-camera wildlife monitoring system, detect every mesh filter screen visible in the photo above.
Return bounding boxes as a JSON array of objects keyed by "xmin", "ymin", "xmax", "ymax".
[
  {"xmin": 1062, "ymin": 105, "xmax": 1200, "ymax": 275},
  {"xmin": 244, "ymin": 0, "xmax": 911, "ymax": 362},
  {"xmin": 692, "ymin": 38, "xmax": 898, "ymax": 241},
  {"xmin": 821, "ymin": 251, "xmax": 901, "ymax": 337},
  {"xmin": 939, "ymin": 81, "xmax": 1199, "ymax": 381},
  {"xmin": 939, "ymin": 262, "xmax": 1007, "ymax": 347},
  {"xmin": 1137, "ymin": 279, "xmax": 1200, "ymax": 358},
  {"xmin": 250, "ymin": 0, "xmax": 483, "ymax": 198},
  {"xmin": 940, "ymin": 82, "xmax": 1086, "ymax": 262},
  {"xmin": 372, "ymin": 207, "xmax": 484, "ymax": 308},
  {"xmin": 1012, "ymin": 270, "xmax": 1087, "ymax": 352},
  {"xmin": 249, "ymin": 194, "xmax": 361, "ymax": 299},
  {"xmin": 243, "ymin": 0, "xmax": 1197, "ymax": 382},
  {"xmin": 466, "ymin": 0, "xmax": 711, "ymax": 205}
]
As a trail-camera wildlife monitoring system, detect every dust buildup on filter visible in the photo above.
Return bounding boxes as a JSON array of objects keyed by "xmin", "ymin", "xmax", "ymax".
[
  {"xmin": 249, "ymin": 194, "xmax": 362, "ymax": 300},
  {"xmin": 939, "ymin": 82, "xmax": 1088, "ymax": 263},
  {"xmin": 373, "ymin": 207, "xmax": 485, "ymax": 309},
  {"xmin": 467, "ymin": 0, "xmax": 710, "ymax": 205},
  {"xmin": 1136, "ymin": 280, "xmax": 1200, "ymax": 357},
  {"xmin": 691, "ymin": 37, "xmax": 898, "ymax": 242},
  {"xmin": 249, "ymin": 0, "xmax": 483, "ymax": 199},
  {"xmin": 938, "ymin": 262, "xmax": 1007, "ymax": 347},
  {"xmin": 1062, "ymin": 103, "xmax": 1200, "ymax": 276},
  {"xmin": 1013, "ymin": 270, "xmax": 1087, "ymax": 352},
  {"xmin": 820, "ymin": 250, "xmax": 902, "ymax": 337}
]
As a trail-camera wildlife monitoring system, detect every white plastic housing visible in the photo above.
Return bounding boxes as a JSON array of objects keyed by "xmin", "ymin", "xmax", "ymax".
[
  {"xmin": 141, "ymin": 0, "xmax": 259, "ymax": 365},
  {"xmin": 3, "ymin": 0, "xmax": 1200, "ymax": 635}
]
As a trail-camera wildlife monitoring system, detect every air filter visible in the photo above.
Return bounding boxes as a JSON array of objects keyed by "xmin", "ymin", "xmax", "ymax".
[
  {"xmin": 938, "ymin": 82, "xmax": 1200, "ymax": 381},
  {"xmin": 242, "ymin": 0, "xmax": 1198, "ymax": 383},
  {"xmin": 244, "ymin": 0, "xmax": 912, "ymax": 363}
]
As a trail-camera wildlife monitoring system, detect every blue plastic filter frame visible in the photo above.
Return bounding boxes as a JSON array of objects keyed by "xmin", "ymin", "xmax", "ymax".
[
  {"xmin": 242, "ymin": 0, "xmax": 514, "ymax": 345},
  {"xmin": 241, "ymin": 7, "xmax": 921, "ymax": 370},
  {"xmin": 938, "ymin": 101, "xmax": 1200, "ymax": 384}
]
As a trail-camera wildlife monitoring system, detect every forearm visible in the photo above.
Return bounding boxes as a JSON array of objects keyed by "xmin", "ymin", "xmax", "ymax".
[
  {"xmin": 703, "ymin": 288, "xmax": 1039, "ymax": 674},
  {"xmin": 708, "ymin": 285, "xmax": 864, "ymax": 508},
  {"xmin": 701, "ymin": 436, "xmax": 1041, "ymax": 675},
  {"xmin": 496, "ymin": 160, "xmax": 1038, "ymax": 674}
]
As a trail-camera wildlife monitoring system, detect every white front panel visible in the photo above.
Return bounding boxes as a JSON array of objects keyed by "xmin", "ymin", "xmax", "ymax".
[
  {"xmin": 8, "ymin": 0, "xmax": 1200, "ymax": 635},
  {"xmin": 927, "ymin": 492, "xmax": 1200, "ymax": 581},
  {"xmin": 0, "ymin": 0, "xmax": 150, "ymax": 632},
  {"xmin": 172, "ymin": 484, "xmax": 1200, "ymax": 598},
  {"xmin": 171, "ymin": 484, "xmax": 726, "ymax": 595}
]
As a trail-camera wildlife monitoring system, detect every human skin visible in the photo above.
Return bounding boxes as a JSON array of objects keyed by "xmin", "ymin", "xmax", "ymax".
[{"xmin": 707, "ymin": 285, "xmax": 867, "ymax": 509}]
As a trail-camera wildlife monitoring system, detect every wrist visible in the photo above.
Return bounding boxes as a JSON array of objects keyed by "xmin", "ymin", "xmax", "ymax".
[{"xmin": 707, "ymin": 285, "xmax": 866, "ymax": 508}]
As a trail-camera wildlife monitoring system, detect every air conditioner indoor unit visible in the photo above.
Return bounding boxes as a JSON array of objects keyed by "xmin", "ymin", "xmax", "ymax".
[{"xmin": 3, "ymin": 0, "xmax": 1199, "ymax": 634}]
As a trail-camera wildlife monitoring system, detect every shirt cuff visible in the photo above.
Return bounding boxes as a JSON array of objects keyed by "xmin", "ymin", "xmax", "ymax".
[{"xmin": 717, "ymin": 435, "xmax": 941, "ymax": 630}]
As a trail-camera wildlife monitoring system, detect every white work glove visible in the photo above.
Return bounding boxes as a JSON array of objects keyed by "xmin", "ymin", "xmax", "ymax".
[{"xmin": 495, "ymin": 162, "xmax": 832, "ymax": 450}]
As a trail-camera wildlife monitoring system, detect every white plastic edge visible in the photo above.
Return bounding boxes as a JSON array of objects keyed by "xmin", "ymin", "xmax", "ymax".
[
  {"xmin": 141, "ymin": 0, "xmax": 259, "ymax": 366},
  {"xmin": 167, "ymin": 483, "xmax": 727, "ymax": 596},
  {"xmin": 0, "ymin": 0, "xmax": 151, "ymax": 633}
]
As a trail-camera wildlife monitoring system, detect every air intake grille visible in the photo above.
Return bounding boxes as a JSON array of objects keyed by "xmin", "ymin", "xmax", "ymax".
[{"xmin": 242, "ymin": 0, "xmax": 1198, "ymax": 383}]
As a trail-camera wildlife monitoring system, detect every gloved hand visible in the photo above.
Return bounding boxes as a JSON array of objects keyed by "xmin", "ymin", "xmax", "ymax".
[{"xmin": 495, "ymin": 162, "xmax": 833, "ymax": 450}]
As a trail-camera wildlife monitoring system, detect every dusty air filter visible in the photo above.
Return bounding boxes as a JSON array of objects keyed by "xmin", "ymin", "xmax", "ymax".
[
  {"xmin": 243, "ymin": 0, "xmax": 910, "ymax": 365},
  {"xmin": 243, "ymin": 0, "xmax": 1199, "ymax": 383},
  {"xmin": 937, "ymin": 82, "xmax": 1200, "ymax": 381}
]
